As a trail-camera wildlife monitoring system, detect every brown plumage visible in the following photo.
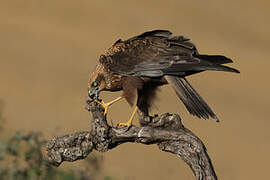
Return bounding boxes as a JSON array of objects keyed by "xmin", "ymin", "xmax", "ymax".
[{"xmin": 88, "ymin": 30, "xmax": 239, "ymax": 123}]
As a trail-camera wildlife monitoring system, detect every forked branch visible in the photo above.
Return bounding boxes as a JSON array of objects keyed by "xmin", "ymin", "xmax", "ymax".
[{"xmin": 46, "ymin": 100, "xmax": 217, "ymax": 180}]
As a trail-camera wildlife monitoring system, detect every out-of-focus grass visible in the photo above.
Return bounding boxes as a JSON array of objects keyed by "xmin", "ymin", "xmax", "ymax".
[{"xmin": 0, "ymin": 102, "xmax": 112, "ymax": 180}]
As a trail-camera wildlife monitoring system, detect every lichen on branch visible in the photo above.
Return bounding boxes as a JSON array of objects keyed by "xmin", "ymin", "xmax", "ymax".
[{"xmin": 46, "ymin": 100, "xmax": 217, "ymax": 180}]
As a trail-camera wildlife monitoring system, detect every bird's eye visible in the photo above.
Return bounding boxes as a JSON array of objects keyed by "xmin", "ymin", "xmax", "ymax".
[{"xmin": 92, "ymin": 81, "xmax": 98, "ymax": 87}]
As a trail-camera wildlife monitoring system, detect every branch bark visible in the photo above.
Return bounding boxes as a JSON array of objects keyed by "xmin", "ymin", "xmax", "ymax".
[{"xmin": 46, "ymin": 100, "xmax": 218, "ymax": 180}]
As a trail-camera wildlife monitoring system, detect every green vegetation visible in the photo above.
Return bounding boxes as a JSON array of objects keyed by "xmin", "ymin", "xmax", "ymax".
[{"xmin": 0, "ymin": 100, "xmax": 111, "ymax": 180}]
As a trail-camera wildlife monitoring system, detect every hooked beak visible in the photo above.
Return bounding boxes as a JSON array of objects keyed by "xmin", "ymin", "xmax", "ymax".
[{"xmin": 88, "ymin": 86, "xmax": 100, "ymax": 100}]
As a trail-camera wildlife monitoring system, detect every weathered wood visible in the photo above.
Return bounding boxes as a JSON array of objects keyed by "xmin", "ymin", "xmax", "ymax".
[{"xmin": 46, "ymin": 99, "xmax": 217, "ymax": 180}]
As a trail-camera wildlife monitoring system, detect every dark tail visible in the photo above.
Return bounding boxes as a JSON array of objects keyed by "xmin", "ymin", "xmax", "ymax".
[
  {"xmin": 194, "ymin": 55, "xmax": 233, "ymax": 64},
  {"xmin": 163, "ymin": 55, "xmax": 240, "ymax": 76},
  {"xmin": 195, "ymin": 54, "xmax": 240, "ymax": 73},
  {"xmin": 193, "ymin": 64, "xmax": 240, "ymax": 74},
  {"xmin": 165, "ymin": 75, "xmax": 219, "ymax": 122}
]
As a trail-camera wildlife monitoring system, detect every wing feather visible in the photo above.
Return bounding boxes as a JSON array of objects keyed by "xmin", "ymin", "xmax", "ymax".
[
  {"xmin": 105, "ymin": 30, "xmax": 239, "ymax": 77},
  {"xmin": 101, "ymin": 30, "xmax": 240, "ymax": 121}
]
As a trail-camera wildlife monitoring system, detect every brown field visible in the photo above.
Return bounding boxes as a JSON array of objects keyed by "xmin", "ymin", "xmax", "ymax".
[{"xmin": 0, "ymin": 0, "xmax": 269, "ymax": 179}]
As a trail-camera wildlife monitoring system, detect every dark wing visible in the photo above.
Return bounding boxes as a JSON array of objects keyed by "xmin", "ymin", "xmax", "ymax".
[
  {"xmin": 102, "ymin": 30, "xmax": 239, "ymax": 121},
  {"xmin": 105, "ymin": 30, "xmax": 239, "ymax": 77}
]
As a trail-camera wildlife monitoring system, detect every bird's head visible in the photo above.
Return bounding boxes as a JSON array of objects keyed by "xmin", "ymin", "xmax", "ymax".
[{"xmin": 88, "ymin": 64, "xmax": 107, "ymax": 100}]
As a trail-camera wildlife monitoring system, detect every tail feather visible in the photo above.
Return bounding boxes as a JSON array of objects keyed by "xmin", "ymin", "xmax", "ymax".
[
  {"xmin": 194, "ymin": 55, "xmax": 233, "ymax": 64},
  {"xmin": 165, "ymin": 75, "xmax": 219, "ymax": 122},
  {"xmin": 194, "ymin": 64, "xmax": 240, "ymax": 74},
  {"xmin": 163, "ymin": 63, "xmax": 240, "ymax": 76}
]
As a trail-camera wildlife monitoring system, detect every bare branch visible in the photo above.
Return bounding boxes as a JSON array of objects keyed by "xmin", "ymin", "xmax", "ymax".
[{"xmin": 46, "ymin": 100, "xmax": 217, "ymax": 180}]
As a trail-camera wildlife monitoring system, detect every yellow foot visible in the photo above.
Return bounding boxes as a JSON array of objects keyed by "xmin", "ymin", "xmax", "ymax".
[
  {"xmin": 118, "ymin": 121, "xmax": 132, "ymax": 127},
  {"xmin": 94, "ymin": 96, "xmax": 124, "ymax": 115},
  {"xmin": 117, "ymin": 106, "xmax": 138, "ymax": 127},
  {"xmin": 94, "ymin": 99, "xmax": 109, "ymax": 115}
]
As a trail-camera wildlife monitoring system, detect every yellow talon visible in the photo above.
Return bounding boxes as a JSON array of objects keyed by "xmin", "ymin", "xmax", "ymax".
[
  {"xmin": 94, "ymin": 99, "xmax": 108, "ymax": 115},
  {"xmin": 118, "ymin": 106, "xmax": 138, "ymax": 127},
  {"xmin": 118, "ymin": 122, "xmax": 132, "ymax": 127},
  {"xmin": 94, "ymin": 97, "xmax": 123, "ymax": 115},
  {"xmin": 94, "ymin": 97, "xmax": 138, "ymax": 127}
]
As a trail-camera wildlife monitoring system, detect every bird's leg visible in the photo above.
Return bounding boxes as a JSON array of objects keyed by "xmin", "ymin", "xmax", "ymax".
[
  {"xmin": 95, "ymin": 96, "xmax": 124, "ymax": 115},
  {"xmin": 118, "ymin": 106, "xmax": 138, "ymax": 127}
]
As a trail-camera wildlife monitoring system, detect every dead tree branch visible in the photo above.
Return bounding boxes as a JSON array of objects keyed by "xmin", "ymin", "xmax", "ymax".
[{"xmin": 46, "ymin": 100, "xmax": 217, "ymax": 180}]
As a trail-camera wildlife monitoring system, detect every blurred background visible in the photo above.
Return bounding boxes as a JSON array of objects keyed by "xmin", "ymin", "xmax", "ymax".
[{"xmin": 0, "ymin": 0, "xmax": 269, "ymax": 179}]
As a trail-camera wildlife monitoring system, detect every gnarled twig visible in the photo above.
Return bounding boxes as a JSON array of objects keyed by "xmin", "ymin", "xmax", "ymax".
[{"xmin": 46, "ymin": 100, "xmax": 217, "ymax": 180}]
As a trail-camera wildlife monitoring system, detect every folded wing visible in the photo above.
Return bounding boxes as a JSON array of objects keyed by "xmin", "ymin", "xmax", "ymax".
[{"xmin": 103, "ymin": 30, "xmax": 239, "ymax": 121}]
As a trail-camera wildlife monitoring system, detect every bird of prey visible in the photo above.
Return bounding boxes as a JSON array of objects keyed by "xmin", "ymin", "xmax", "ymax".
[{"xmin": 88, "ymin": 30, "xmax": 239, "ymax": 126}]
